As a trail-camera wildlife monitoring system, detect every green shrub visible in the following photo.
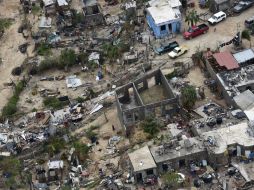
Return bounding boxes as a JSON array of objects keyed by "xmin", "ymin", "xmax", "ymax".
[
  {"xmin": 0, "ymin": 18, "xmax": 12, "ymax": 35},
  {"xmin": 76, "ymin": 96, "xmax": 85, "ymax": 103},
  {"xmin": 181, "ymin": 85, "xmax": 197, "ymax": 110},
  {"xmin": 37, "ymin": 42, "xmax": 52, "ymax": 56},
  {"xmin": 2, "ymin": 81, "xmax": 25, "ymax": 117},
  {"xmin": 141, "ymin": 118, "xmax": 161, "ymax": 137},
  {"xmin": 43, "ymin": 97, "xmax": 68, "ymax": 110},
  {"xmin": 165, "ymin": 70, "xmax": 177, "ymax": 80},
  {"xmin": 44, "ymin": 137, "xmax": 66, "ymax": 155},
  {"xmin": 38, "ymin": 57, "xmax": 58, "ymax": 72}
]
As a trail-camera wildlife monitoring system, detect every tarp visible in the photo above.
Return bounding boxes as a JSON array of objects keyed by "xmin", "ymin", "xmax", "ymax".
[{"xmin": 66, "ymin": 75, "xmax": 82, "ymax": 88}]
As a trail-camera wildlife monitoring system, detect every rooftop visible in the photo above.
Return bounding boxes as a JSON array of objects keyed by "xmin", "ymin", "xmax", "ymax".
[
  {"xmin": 148, "ymin": 0, "xmax": 182, "ymax": 8},
  {"xmin": 233, "ymin": 49, "xmax": 254, "ymax": 65},
  {"xmin": 147, "ymin": 5, "xmax": 181, "ymax": 25},
  {"xmin": 202, "ymin": 122, "xmax": 254, "ymax": 154},
  {"xmin": 150, "ymin": 137, "xmax": 205, "ymax": 163},
  {"xmin": 233, "ymin": 90, "xmax": 254, "ymax": 110},
  {"xmin": 128, "ymin": 146, "xmax": 157, "ymax": 172},
  {"xmin": 212, "ymin": 52, "xmax": 239, "ymax": 70}
]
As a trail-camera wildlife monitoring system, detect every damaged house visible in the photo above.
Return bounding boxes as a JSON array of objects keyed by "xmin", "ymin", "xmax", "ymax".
[
  {"xmin": 82, "ymin": 0, "xmax": 106, "ymax": 26},
  {"xmin": 204, "ymin": 48, "xmax": 254, "ymax": 116},
  {"xmin": 115, "ymin": 69, "xmax": 179, "ymax": 135},
  {"xmin": 146, "ymin": 0, "xmax": 182, "ymax": 38}
]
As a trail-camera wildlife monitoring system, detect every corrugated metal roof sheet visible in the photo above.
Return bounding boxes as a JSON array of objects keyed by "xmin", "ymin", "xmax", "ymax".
[
  {"xmin": 233, "ymin": 49, "xmax": 254, "ymax": 64},
  {"xmin": 213, "ymin": 52, "xmax": 239, "ymax": 70}
]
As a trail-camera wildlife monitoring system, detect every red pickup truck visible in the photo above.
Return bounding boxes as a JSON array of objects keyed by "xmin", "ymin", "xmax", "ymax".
[{"xmin": 183, "ymin": 24, "xmax": 209, "ymax": 39}]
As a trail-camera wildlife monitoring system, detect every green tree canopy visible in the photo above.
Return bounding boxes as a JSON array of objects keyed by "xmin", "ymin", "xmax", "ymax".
[
  {"xmin": 181, "ymin": 85, "xmax": 197, "ymax": 110},
  {"xmin": 58, "ymin": 49, "xmax": 77, "ymax": 69}
]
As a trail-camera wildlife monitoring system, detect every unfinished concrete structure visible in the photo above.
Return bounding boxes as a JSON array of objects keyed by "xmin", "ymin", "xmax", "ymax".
[
  {"xmin": 82, "ymin": 0, "xmax": 105, "ymax": 27},
  {"xmin": 115, "ymin": 69, "xmax": 179, "ymax": 134}
]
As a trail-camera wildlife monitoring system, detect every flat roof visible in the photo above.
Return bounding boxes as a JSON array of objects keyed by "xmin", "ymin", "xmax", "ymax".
[
  {"xmin": 147, "ymin": 5, "xmax": 180, "ymax": 25},
  {"xmin": 213, "ymin": 52, "xmax": 239, "ymax": 70},
  {"xmin": 128, "ymin": 146, "xmax": 157, "ymax": 172},
  {"xmin": 57, "ymin": 0, "xmax": 68, "ymax": 6},
  {"xmin": 149, "ymin": 0, "xmax": 182, "ymax": 8},
  {"xmin": 150, "ymin": 137, "xmax": 205, "ymax": 163},
  {"xmin": 202, "ymin": 122, "xmax": 254, "ymax": 154},
  {"xmin": 233, "ymin": 49, "xmax": 254, "ymax": 64},
  {"xmin": 233, "ymin": 90, "xmax": 254, "ymax": 110}
]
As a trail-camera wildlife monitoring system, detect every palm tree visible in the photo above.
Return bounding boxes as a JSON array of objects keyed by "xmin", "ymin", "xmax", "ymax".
[{"xmin": 185, "ymin": 10, "xmax": 199, "ymax": 26}]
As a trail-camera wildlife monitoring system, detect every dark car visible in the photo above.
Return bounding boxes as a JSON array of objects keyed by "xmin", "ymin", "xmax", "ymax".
[
  {"xmin": 233, "ymin": 1, "xmax": 253, "ymax": 13},
  {"xmin": 201, "ymin": 173, "xmax": 213, "ymax": 183},
  {"xmin": 153, "ymin": 41, "xmax": 179, "ymax": 55}
]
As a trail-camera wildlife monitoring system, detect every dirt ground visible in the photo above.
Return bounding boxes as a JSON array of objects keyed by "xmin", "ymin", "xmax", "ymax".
[
  {"xmin": 152, "ymin": 7, "xmax": 254, "ymax": 65},
  {"xmin": 0, "ymin": 0, "xmax": 36, "ymax": 113}
]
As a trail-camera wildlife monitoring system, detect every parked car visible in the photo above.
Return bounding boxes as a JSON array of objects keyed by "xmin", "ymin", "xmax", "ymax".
[
  {"xmin": 183, "ymin": 24, "xmax": 209, "ymax": 39},
  {"xmin": 168, "ymin": 46, "xmax": 188, "ymax": 59},
  {"xmin": 245, "ymin": 16, "xmax": 254, "ymax": 28},
  {"xmin": 233, "ymin": 1, "xmax": 253, "ymax": 13},
  {"xmin": 153, "ymin": 41, "xmax": 179, "ymax": 55},
  {"xmin": 208, "ymin": 11, "xmax": 226, "ymax": 25}
]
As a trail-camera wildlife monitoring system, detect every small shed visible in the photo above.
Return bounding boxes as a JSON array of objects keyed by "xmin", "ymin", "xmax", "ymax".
[{"xmin": 128, "ymin": 146, "xmax": 157, "ymax": 183}]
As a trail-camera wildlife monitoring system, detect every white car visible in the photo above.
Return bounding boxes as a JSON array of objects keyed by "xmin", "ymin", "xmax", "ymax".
[
  {"xmin": 168, "ymin": 46, "xmax": 188, "ymax": 59},
  {"xmin": 208, "ymin": 11, "xmax": 226, "ymax": 25}
]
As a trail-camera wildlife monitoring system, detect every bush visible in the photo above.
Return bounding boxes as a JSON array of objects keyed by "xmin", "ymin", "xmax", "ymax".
[
  {"xmin": 58, "ymin": 49, "xmax": 77, "ymax": 69},
  {"xmin": 43, "ymin": 97, "xmax": 68, "ymax": 110},
  {"xmin": 181, "ymin": 85, "xmax": 197, "ymax": 110},
  {"xmin": 165, "ymin": 70, "xmax": 177, "ymax": 80},
  {"xmin": 73, "ymin": 140, "xmax": 90, "ymax": 160},
  {"xmin": 37, "ymin": 42, "xmax": 52, "ymax": 56},
  {"xmin": 38, "ymin": 57, "xmax": 58, "ymax": 72},
  {"xmin": 44, "ymin": 137, "xmax": 66, "ymax": 156},
  {"xmin": 0, "ymin": 18, "xmax": 12, "ymax": 36},
  {"xmin": 2, "ymin": 81, "xmax": 25, "ymax": 117},
  {"xmin": 75, "ymin": 96, "xmax": 85, "ymax": 103},
  {"xmin": 141, "ymin": 118, "xmax": 161, "ymax": 137}
]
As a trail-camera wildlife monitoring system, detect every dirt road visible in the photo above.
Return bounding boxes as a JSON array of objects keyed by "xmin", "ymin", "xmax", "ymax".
[{"xmin": 152, "ymin": 7, "xmax": 254, "ymax": 65}]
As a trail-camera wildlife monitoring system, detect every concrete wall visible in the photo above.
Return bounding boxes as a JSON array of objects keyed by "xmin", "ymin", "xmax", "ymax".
[
  {"xmin": 134, "ymin": 168, "xmax": 157, "ymax": 183},
  {"xmin": 156, "ymin": 151, "xmax": 208, "ymax": 173},
  {"xmin": 205, "ymin": 59, "xmax": 235, "ymax": 106}
]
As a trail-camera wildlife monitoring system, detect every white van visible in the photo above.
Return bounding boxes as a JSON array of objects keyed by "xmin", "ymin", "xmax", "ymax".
[{"xmin": 208, "ymin": 11, "xmax": 227, "ymax": 25}]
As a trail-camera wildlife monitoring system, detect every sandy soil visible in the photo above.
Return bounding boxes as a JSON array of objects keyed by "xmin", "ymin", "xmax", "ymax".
[{"xmin": 0, "ymin": 0, "xmax": 35, "ymax": 113}]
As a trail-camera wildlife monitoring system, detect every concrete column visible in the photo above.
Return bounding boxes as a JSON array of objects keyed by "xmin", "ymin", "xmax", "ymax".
[
  {"xmin": 143, "ymin": 80, "xmax": 148, "ymax": 90},
  {"xmin": 155, "ymin": 73, "xmax": 161, "ymax": 85}
]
